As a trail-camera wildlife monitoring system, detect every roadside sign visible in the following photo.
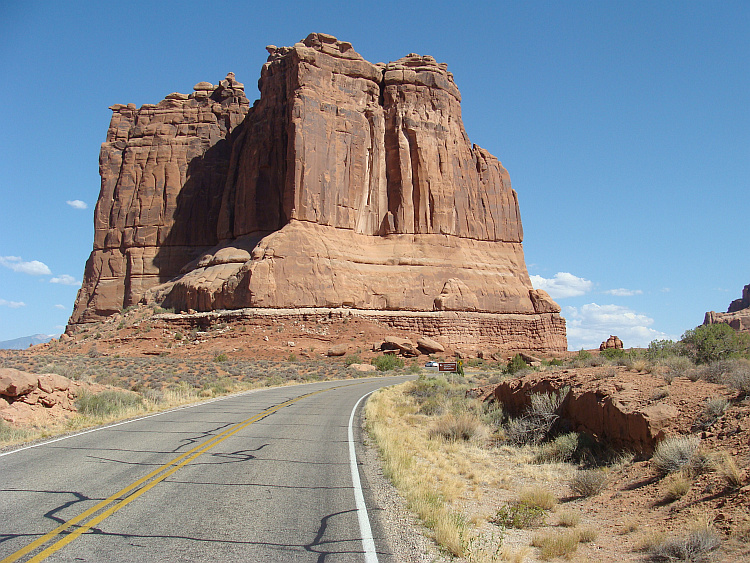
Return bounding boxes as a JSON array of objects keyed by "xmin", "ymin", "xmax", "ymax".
[{"xmin": 438, "ymin": 362, "xmax": 457, "ymax": 372}]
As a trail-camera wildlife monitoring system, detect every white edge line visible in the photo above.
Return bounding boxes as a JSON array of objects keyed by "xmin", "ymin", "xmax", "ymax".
[
  {"xmin": 0, "ymin": 376, "xmax": 390, "ymax": 459},
  {"xmin": 348, "ymin": 390, "xmax": 379, "ymax": 563}
]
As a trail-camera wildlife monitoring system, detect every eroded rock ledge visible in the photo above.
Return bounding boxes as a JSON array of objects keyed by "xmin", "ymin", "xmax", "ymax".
[{"xmin": 70, "ymin": 32, "xmax": 566, "ymax": 353}]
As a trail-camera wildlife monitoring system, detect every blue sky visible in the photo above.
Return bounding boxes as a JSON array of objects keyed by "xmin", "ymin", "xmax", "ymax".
[{"xmin": 0, "ymin": 1, "xmax": 747, "ymax": 349}]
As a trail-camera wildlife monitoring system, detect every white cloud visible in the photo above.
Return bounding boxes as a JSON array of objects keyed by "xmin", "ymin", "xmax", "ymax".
[
  {"xmin": 0, "ymin": 256, "xmax": 52, "ymax": 275},
  {"xmin": 66, "ymin": 200, "xmax": 88, "ymax": 209},
  {"xmin": 50, "ymin": 274, "xmax": 80, "ymax": 286},
  {"xmin": 564, "ymin": 302, "xmax": 676, "ymax": 350},
  {"xmin": 530, "ymin": 272, "xmax": 593, "ymax": 299},
  {"xmin": 54, "ymin": 304, "xmax": 67, "ymax": 310},
  {"xmin": 0, "ymin": 298, "xmax": 25, "ymax": 308},
  {"xmin": 603, "ymin": 288, "xmax": 643, "ymax": 297}
]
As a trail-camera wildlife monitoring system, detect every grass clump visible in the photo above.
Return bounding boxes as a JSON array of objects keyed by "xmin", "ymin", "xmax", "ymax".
[
  {"xmin": 429, "ymin": 412, "xmax": 484, "ymax": 442},
  {"xmin": 651, "ymin": 435, "xmax": 700, "ymax": 475},
  {"xmin": 556, "ymin": 510, "xmax": 580, "ymax": 528},
  {"xmin": 372, "ymin": 354, "xmax": 404, "ymax": 372},
  {"xmin": 661, "ymin": 471, "xmax": 692, "ymax": 502},
  {"xmin": 519, "ymin": 485, "xmax": 557, "ymax": 511},
  {"xmin": 76, "ymin": 389, "xmax": 143, "ymax": 418},
  {"xmin": 531, "ymin": 530, "xmax": 580, "ymax": 560},
  {"xmin": 569, "ymin": 469, "xmax": 608, "ymax": 497},
  {"xmin": 0, "ymin": 420, "xmax": 31, "ymax": 445}
]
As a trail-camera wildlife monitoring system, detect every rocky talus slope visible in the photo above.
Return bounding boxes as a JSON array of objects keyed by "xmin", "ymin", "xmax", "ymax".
[{"xmin": 70, "ymin": 33, "xmax": 566, "ymax": 353}]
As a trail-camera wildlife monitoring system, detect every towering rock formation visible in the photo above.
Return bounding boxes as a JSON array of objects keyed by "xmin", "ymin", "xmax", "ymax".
[
  {"xmin": 704, "ymin": 284, "xmax": 750, "ymax": 332},
  {"xmin": 70, "ymin": 33, "xmax": 567, "ymax": 352}
]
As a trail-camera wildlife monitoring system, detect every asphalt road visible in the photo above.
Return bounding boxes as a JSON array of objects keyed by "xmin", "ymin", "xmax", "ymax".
[{"xmin": 0, "ymin": 375, "xmax": 413, "ymax": 562}]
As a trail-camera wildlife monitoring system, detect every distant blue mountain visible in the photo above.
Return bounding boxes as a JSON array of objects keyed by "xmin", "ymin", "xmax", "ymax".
[{"xmin": 0, "ymin": 334, "xmax": 58, "ymax": 350}]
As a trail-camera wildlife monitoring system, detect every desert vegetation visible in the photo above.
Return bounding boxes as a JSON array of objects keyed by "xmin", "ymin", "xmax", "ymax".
[{"xmin": 365, "ymin": 323, "xmax": 750, "ymax": 561}]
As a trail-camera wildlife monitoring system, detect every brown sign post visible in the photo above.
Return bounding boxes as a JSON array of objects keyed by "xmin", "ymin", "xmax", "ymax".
[{"xmin": 438, "ymin": 362, "xmax": 458, "ymax": 372}]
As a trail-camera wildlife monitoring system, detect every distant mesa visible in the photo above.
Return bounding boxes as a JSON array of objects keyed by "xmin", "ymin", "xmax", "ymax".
[
  {"xmin": 704, "ymin": 283, "xmax": 750, "ymax": 332},
  {"xmin": 68, "ymin": 33, "xmax": 567, "ymax": 353}
]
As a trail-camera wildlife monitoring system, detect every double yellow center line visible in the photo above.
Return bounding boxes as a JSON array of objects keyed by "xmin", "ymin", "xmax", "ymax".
[{"xmin": 3, "ymin": 383, "xmax": 353, "ymax": 563}]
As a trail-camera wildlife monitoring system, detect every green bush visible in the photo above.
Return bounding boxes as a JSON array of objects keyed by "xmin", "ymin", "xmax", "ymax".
[
  {"xmin": 492, "ymin": 502, "xmax": 546, "ymax": 529},
  {"xmin": 344, "ymin": 354, "xmax": 361, "ymax": 366},
  {"xmin": 504, "ymin": 353, "xmax": 528, "ymax": 375},
  {"xmin": 76, "ymin": 390, "xmax": 143, "ymax": 418},
  {"xmin": 214, "ymin": 353, "xmax": 228, "ymax": 362},
  {"xmin": 680, "ymin": 323, "xmax": 750, "ymax": 364},
  {"xmin": 647, "ymin": 339, "xmax": 686, "ymax": 361},
  {"xmin": 600, "ymin": 347, "xmax": 626, "ymax": 360},
  {"xmin": 372, "ymin": 354, "xmax": 404, "ymax": 372}
]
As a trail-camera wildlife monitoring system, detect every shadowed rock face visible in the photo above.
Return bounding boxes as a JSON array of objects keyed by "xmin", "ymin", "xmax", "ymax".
[{"xmin": 70, "ymin": 33, "xmax": 567, "ymax": 352}]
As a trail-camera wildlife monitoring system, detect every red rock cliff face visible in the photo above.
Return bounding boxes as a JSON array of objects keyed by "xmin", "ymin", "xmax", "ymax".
[
  {"xmin": 70, "ymin": 75, "xmax": 249, "ymax": 323},
  {"xmin": 70, "ymin": 33, "xmax": 566, "ymax": 352}
]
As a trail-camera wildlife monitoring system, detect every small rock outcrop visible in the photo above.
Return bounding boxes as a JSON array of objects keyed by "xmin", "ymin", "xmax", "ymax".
[
  {"xmin": 0, "ymin": 368, "xmax": 99, "ymax": 424},
  {"xmin": 705, "ymin": 284, "xmax": 750, "ymax": 332},
  {"xmin": 600, "ymin": 335, "xmax": 623, "ymax": 351},
  {"xmin": 489, "ymin": 369, "xmax": 732, "ymax": 455},
  {"xmin": 70, "ymin": 33, "xmax": 567, "ymax": 353}
]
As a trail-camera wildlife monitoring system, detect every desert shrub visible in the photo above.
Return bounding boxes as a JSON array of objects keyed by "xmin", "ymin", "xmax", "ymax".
[
  {"xmin": 493, "ymin": 503, "xmax": 546, "ymax": 529},
  {"xmin": 480, "ymin": 402, "xmax": 504, "ymax": 428},
  {"xmin": 691, "ymin": 397, "xmax": 728, "ymax": 431},
  {"xmin": 531, "ymin": 530, "xmax": 580, "ymax": 560},
  {"xmin": 647, "ymin": 528, "xmax": 720, "ymax": 562},
  {"xmin": 600, "ymin": 347, "xmax": 626, "ymax": 360},
  {"xmin": 429, "ymin": 412, "xmax": 483, "ymax": 442},
  {"xmin": 76, "ymin": 390, "xmax": 143, "ymax": 417},
  {"xmin": 723, "ymin": 359, "xmax": 750, "ymax": 396},
  {"xmin": 372, "ymin": 354, "xmax": 404, "ymax": 372},
  {"xmin": 576, "ymin": 349, "xmax": 592, "ymax": 361},
  {"xmin": 519, "ymin": 486, "xmax": 557, "ymax": 511},
  {"xmin": 504, "ymin": 388, "xmax": 568, "ymax": 445},
  {"xmin": 287, "ymin": 353, "xmax": 297, "ymax": 362},
  {"xmin": 652, "ymin": 435, "xmax": 700, "ymax": 475},
  {"xmin": 407, "ymin": 362, "xmax": 422, "ymax": 374},
  {"xmin": 681, "ymin": 323, "xmax": 750, "ymax": 364},
  {"xmin": 505, "ymin": 354, "xmax": 528, "ymax": 375},
  {"xmin": 660, "ymin": 355, "xmax": 696, "ymax": 383},
  {"xmin": 569, "ymin": 469, "xmax": 608, "ymax": 497},
  {"xmin": 343, "ymin": 354, "xmax": 360, "ymax": 366},
  {"xmin": 662, "ymin": 471, "xmax": 692, "ymax": 502},
  {"xmin": 647, "ymin": 339, "xmax": 687, "ymax": 361},
  {"xmin": 214, "ymin": 353, "xmax": 228, "ymax": 362},
  {"xmin": 535, "ymin": 432, "xmax": 580, "ymax": 463}
]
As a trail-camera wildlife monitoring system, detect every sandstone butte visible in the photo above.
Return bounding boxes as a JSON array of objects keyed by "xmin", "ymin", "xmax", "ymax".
[
  {"xmin": 705, "ymin": 283, "xmax": 750, "ymax": 332},
  {"xmin": 69, "ymin": 33, "xmax": 567, "ymax": 353}
]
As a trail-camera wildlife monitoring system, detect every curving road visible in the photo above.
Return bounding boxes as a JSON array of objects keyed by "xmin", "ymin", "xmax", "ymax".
[{"xmin": 0, "ymin": 376, "xmax": 412, "ymax": 562}]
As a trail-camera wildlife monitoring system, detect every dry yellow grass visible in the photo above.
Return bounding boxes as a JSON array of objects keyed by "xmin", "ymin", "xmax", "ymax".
[{"xmin": 366, "ymin": 380, "xmax": 576, "ymax": 561}]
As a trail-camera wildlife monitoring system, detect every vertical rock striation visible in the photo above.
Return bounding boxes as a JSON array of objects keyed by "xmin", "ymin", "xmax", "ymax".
[
  {"xmin": 70, "ymin": 75, "xmax": 249, "ymax": 323},
  {"xmin": 71, "ymin": 33, "xmax": 567, "ymax": 352}
]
